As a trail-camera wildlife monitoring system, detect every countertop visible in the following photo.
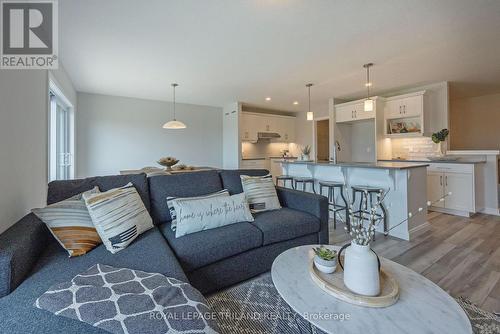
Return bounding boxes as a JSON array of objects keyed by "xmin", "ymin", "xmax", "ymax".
[
  {"xmin": 279, "ymin": 160, "xmax": 429, "ymax": 170},
  {"xmin": 241, "ymin": 157, "xmax": 297, "ymax": 160},
  {"xmin": 380, "ymin": 158, "xmax": 486, "ymax": 164}
]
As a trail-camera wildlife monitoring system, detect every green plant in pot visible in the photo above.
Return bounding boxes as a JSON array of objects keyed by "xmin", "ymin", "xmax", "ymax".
[
  {"xmin": 313, "ymin": 246, "xmax": 337, "ymax": 274},
  {"xmin": 431, "ymin": 129, "xmax": 449, "ymax": 156}
]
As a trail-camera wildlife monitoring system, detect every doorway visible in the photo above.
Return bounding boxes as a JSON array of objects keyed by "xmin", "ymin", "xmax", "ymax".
[{"xmin": 316, "ymin": 119, "xmax": 329, "ymax": 161}]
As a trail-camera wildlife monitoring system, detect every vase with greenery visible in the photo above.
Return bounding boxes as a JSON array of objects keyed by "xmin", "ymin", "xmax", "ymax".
[
  {"xmin": 313, "ymin": 246, "xmax": 337, "ymax": 274},
  {"xmin": 431, "ymin": 129, "xmax": 449, "ymax": 156},
  {"xmin": 301, "ymin": 145, "xmax": 311, "ymax": 161}
]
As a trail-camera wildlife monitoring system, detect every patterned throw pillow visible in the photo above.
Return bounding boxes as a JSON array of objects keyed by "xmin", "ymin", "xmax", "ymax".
[
  {"xmin": 32, "ymin": 187, "xmax": 101, "ymax": 257},
  {"xmin": 167, "ymin": 189, "xmax": 229, "ymax": 231},
  {"xmin": 83, "ymin": 183, "xmax": 153, "ymax": 254},
  {"xmin": 173, "ymin": 192, "xmax": 254, "ymax": 238},
  {"xmin": 240, "ymin": 174, "xmax": 282, "ymax": 213}
]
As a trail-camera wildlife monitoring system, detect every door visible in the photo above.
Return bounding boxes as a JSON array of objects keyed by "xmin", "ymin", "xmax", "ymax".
[
  {"xmin": 444, "ymin": 173, "xmax": 473, "ymax": 212},
  {"xmin": 402, "ymin": 95, "xmax": 423, "ymax": 117},
  {"xmin": 385, "ymin": 99, "xmax": 404, "ymax": 119},
  {"xmin": 427, "ymin": 172, "xmax": 444, "ymax": 208},
  {"xmin": 316, "ymin": 119, "xmax": 330, "ymax": 161},
  {"xmin": 240, "ymin": 113, "xmax": 259, "ymax": 142}
]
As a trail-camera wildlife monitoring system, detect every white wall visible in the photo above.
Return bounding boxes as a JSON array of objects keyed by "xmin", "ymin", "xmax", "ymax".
[
  {"xmin": 0, "ymin": 71, "xmax": 48, "ymax": 234},
  {"xmin": 76, "ymin": 93, "xmax": 223, "ymax": 177}
]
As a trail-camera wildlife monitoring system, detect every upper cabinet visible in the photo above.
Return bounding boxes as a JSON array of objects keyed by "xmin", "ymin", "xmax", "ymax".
[
  {"xmin": 240, "ymin": 112, "xmax": 296, "ymax": 143},
  {"xmin": 384, "ymin": 91, "xmax": 427, "ymax": 137},
  {"xmin": 335, "ymin": 100, "xmax": 375, "ymax": 123}
]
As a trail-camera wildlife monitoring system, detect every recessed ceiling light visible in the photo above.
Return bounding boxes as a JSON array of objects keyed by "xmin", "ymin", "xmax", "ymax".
[
  {"xmin": 293, "ymin": 101, "xmax": 299, "ymax": 105},
  {"xmin": 265, "ymin": 97, "xmax": 271, "ymax": 101}
]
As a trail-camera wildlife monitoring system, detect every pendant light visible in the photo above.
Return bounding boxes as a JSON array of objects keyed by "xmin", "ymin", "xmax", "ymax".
[
  {"xmin": 306, "ymin": 83, "xmax": 314, "ymax": 121},
  {"xmin": 363, "ymin": 63, "xmax": 374, "ymax": 112},
  {"xmin": 163, "ymin": 83, "xmax": 187, "ymax": 129}
]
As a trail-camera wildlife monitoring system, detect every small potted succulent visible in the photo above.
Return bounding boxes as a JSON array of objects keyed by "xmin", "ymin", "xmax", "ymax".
[
  {"xmin": 313, "ymin": 246, "xmax": 337, "ymax": 274},
  {"xmin": 157, "ymin": 156, "xmax": 179, "ymax": 171}
]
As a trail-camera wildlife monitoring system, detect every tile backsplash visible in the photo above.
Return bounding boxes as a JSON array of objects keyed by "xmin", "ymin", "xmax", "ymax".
[{"xmin": 391, "ymin": 137, "xmax": 441, "ymax": 160}]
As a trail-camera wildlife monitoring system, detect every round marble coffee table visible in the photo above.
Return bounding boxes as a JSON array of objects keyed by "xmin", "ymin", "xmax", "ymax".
[{"xmin": 271, "ymin": 245, "xmax": 472, "ymax": 334}]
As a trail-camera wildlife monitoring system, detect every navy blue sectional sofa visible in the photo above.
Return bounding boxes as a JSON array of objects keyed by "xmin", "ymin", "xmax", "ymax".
[{"xmin": 0, "ymin": 169, "xmax": 328, "ymax": 333}]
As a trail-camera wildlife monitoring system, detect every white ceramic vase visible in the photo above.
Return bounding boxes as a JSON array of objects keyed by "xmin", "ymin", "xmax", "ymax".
[{"xmin": 343, "ymin": 241, "xmax": 380, "ymax": 296}]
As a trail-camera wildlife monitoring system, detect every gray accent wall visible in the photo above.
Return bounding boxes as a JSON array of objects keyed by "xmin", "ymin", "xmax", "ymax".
[{"xmin": 76, "ymin": 93, "xmax": 223, "ymax": 177}]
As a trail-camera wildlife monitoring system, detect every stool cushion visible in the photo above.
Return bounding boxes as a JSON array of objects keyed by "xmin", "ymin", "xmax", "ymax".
[
  {"xmin": 251, "ymin": 208, "xmax": 320, "ymax": 245},
  {"xmin": 293, "ymin": 177, "xmax": 314, "ymax": 182},
  {"xmin": 351, "ymin": 185, "xmax": 384, "ymax": 192},
  {"xmin": 318, "ymin": 181, "xmax": 344, "ymax": 187}
]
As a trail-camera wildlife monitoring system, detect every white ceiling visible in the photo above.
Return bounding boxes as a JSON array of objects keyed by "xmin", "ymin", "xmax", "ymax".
[{"xmin": 59, "ymin": 0, "xmax": 500, "ymax": 112}]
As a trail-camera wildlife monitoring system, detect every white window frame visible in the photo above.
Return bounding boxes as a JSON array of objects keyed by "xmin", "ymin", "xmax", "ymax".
[{"xmin": 48, "ymin": 79, "xmax": 75, "ymax": 181}]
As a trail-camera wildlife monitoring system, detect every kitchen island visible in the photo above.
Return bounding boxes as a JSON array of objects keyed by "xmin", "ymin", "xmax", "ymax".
[{"xmin": 279, "ymin": 160, "xmax": 429, "ymax": 240}]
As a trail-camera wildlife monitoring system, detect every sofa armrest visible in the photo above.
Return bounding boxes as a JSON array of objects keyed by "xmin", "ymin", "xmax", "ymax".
[
  {"xmin": 276, "ymin": 187, "xmax": 329, "ymax": 244},
  {"xmin": 0, "ymin": 213, "xmax": 49, "ymax": 298}
]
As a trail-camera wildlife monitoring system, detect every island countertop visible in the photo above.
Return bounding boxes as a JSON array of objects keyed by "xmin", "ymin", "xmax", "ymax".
[{"xmin": 278, "ymin": 160, "xmax": 429, "ymax": 170}]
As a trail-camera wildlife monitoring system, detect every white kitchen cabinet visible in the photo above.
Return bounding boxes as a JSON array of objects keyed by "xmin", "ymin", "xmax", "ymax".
[
  {"xmin": 335, "ymin": 101, "xmax": 375, "ymax": 123},
  {"xmin": 426, "ymin": 163, "xmax": 476, "ymax": 216},
  {"xmin": 444, "ymin": 173, "xmax": 474, "ymax": 212},
  {"xmin": 240, "ymin": 113, "xmax": 259, "ymax": 142},
  {"xmin": 240, "ymin": 159, "xmax": 270, "ymax": 170},
  {"xmin": 427, "ymin": 172, "xmax": 445, "ymax": 208},
  {"xmin": 385, "ymin": 92, "xmax": 424, "ymax": 120},
  {"xmin": 240, "ymin": 112, "xmax": 296, "ymax": 143}
]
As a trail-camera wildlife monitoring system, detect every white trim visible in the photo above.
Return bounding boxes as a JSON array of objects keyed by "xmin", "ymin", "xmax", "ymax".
[{"xmin": 478, "ymin": 207, "xmax": 500, "ymax": 216}]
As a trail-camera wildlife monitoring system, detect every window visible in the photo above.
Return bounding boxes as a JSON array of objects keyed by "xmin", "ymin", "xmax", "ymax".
[{"xmin": 49, "ymin": 81, "xmax": 74, "ymax": 181}]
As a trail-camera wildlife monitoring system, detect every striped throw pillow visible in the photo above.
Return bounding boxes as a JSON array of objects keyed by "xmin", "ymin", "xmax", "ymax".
[
  {"xmin": 240, "ymin": 174, "xmax": 281, "ymax": 213},
  {"xmin": 83, "ymin": 183, "xmax": 153, "ymax": 254},
  {"xmin": 167, "ymin": 189, "xmax": 229, "ymax": 230},
  {"xmin": 32, "ymin": 187, "xmax": 101, "ymax": 257}
]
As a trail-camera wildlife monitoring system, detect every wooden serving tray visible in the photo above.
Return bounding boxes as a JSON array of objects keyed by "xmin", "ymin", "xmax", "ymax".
[{"xmin": 309, "ymin": 260, "xmax": 400, "ymax": 308}]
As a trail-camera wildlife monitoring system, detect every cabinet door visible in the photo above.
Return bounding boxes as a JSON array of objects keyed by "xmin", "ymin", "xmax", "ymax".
[
  {"xmin": 270, "ymin": 159, "xmax": 282, "ymax": 183},
  {"xmin": 355, "ymin": 102, "xmax": 375, "ymax": 120},
  {"xmin": 240, "ymin": 113, "xmax": 258, "ymax": 142},
  {"xmin": 444, "ymin": 173, "xmax": 473, "ymax": 212},
  {"xmin": 402, "ymin": 95, "xmax": 423, "ymax": 117},
  {"xmin": 335, "ymin": 105, "xmax": 354, "ymax": 123},
  {"xmin": 261, "ymin": 115, "xmax": 277, "ymax": 132},
  {"xmin": 385, "ymin": 99, "xmax": 404, "ymax": 119},
  {"xmin": 281, "ymin": 118, "xmax": 295, "ymax": 142},
  {"xmin": 427, "ymin": 172, "xmax": 444, "ymax": 208}
]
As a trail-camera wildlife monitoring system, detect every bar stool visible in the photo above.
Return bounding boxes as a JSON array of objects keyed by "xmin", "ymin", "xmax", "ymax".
[
  {"xmin": 351, "ymin": 186, "xmax": 388, "ymax": 238},
  {"xmin": 318, "ymin": 181, "xmax": 349, "ymax": 230},
  {"xmin": 276, "ymin": 175, "xmax": 294, "ymax": 189},
  {"xmin": 293, "ymin": 177, "xmax": 316, "ymax": 194}
]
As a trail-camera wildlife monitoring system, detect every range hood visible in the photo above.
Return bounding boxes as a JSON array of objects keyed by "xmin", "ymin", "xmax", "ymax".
[{"xmin": 258, "ymin": 132, "xmax": 281, "ymax": 139}]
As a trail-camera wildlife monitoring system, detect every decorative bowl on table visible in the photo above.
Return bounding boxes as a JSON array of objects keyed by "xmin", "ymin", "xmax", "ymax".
[{"xmin": 157, "ymin": 157, "xmax": 179, "ymax": 171}]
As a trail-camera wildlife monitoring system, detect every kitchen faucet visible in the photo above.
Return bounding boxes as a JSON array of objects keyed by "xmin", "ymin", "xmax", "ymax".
[{"xmin": 330, "ymin": 140, "xmax": 341, "ymax": 164}]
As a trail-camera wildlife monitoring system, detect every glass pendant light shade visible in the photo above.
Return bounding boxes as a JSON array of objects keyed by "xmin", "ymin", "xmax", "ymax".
[
  {"xmin": 163, "ymin": 120, "xmax": 186, "ymax": 129},
  {"xmin": 364, "ymin": 99, "xmax": 374, "ymax": 112},
  {"xmin": 306, "ymin": 83, "xmax": 313, "ymax": 121},
  {"xmin": 163, "ymin": 83, "xmax": 186, "ymax": 129},
  {"xmin": 363, "ymin": 63, "xmax": 374, "ymax": 112}
]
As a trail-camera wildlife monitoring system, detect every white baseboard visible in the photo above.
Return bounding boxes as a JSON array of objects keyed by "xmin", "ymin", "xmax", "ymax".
[
  {"xmin": 478, "ymin": 207, "xmax": 500, "ymax": 216},
  {"xmin": 409, "ymin": 221, "xmax": 430, "ymax": 238},
  {"xmin": 428, "ymin": 207, "xmax": 471, "ymax": 217}
]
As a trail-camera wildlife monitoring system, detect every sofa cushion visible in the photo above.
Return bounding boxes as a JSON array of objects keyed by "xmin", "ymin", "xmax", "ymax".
[
  {"xmin": 160, "ymin": 221, "xmax": 263, "ymax": 272},
  {"xmin": 48, "ymin": 173, "xmax": 151, "ymax": 212},
  {"xmin": 218, "ymin": 169, "xmax": 269, "ymax": 195},
  {"xmin": 251, "ymin": 207, "xmax": 321, "ymax": 245},
  {"xmin": 0, "ymin": 227, "xmax": 186, "ymax": 334},
  {"xmin": 148, "ymin": 170, "xmax": 223, "ymax": 224}
]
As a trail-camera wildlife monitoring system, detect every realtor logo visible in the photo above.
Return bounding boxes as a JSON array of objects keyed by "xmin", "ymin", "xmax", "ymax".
[{"xmin": 1, "ymin": 0, "xmax": 58, "ymax": 69}]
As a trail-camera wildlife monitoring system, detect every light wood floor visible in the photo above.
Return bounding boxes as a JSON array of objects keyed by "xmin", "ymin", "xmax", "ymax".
[{"xmin": 329, "ymin": 211, "xmax": 500, "ymax": 313}]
